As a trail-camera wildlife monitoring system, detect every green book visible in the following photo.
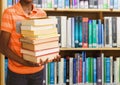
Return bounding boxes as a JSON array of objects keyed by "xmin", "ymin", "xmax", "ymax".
[{"xmin": 92, "ymin": 20, "xmax": 97, "ymax": 48}]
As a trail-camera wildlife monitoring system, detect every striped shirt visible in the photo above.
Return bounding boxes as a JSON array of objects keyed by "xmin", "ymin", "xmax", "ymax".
[{"xmin": 0, "ymin": 2, "xmax": 47, "ymax": 74}]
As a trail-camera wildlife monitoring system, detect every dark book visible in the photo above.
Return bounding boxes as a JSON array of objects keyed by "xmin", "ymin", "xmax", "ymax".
[
  {"xmin": 97, "ymin": 56, "xmax": 102, "ymax": 85},
  {"xmin": 112, "ymin": 17, "xmax": 117, "ymax": 47}
]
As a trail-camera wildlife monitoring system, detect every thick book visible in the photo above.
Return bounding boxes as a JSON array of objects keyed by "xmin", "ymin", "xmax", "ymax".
[
  {"xmin": 21, "ymin": 18, "xmax": 57, "ymax": 26},
  {"xmin": 21, "ymin": 24, "xmax": 55, "ymax": 31},
  {"xmin": 23, "ymin": 52, "xmax": 59, "ymax": 63},
  {"xmin": 22, "ymin": 40, "xmax": 59, "ymax": 51},
  {"xmin": 21, "ymin": 47, "xmax": 59, "ymax": 56},
  {"xmin": 21, "ymin": 28, "xmax": 57, "ymax": 36},
  {"xmin": 20, "ymin": 35, "xmax": 59, "ymax": 44}
]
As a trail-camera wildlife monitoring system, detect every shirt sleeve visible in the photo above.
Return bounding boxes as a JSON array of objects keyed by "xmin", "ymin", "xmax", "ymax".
[{"xmin": 0, "ymin": 9, "xmax": 14, "ymax": 33}]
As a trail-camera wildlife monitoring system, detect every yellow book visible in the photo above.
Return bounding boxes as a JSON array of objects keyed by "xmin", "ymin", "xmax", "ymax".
[
  {"xmin": 21, "ymin": 18, "xmax": 57, "ymax": 26},
  {"xmin": 21, "ymin": 28, "xmax": 57, "ymax": 36}
]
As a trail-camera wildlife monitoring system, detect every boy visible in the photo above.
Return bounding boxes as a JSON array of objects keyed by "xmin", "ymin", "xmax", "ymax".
[{"xmin": 0, "ymin": 0, "xmax": 60, "ymax": 85}]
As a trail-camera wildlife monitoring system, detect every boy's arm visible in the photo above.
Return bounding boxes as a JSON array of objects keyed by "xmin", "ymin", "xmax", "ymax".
[{"xmin": 0, "ymin": 31, "xmax": 40, "ymax": 67}]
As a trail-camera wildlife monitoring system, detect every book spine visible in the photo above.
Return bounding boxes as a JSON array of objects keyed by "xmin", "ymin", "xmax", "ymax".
[
  {"xmin": 67, "ymin": 18, "xmax": 72, "ymax": 48},
  {"xmin": 117, "ymin": 17, "xmax": 120, "ymax": 47},
  {"xmin": 79, "ymin": 16, "xmax": 83, "ymax": 47},
  {"xmin": 74, "ymin": 17, "xmax": 79, "ymax": 48},
  {"xmin": 92, "ymin": 20, "xmax": 97, "ymax": 48},
  {"xmin": 65, "ymin": 0, "xmax": 70, "ymax": 8},
  {"xmin": 64, "ymin": 58, "xmax": 66, "ymax": 84},
  {"xmin": 69, "ymin": 58, "xmax": 73, "ymax": 85},
  {"xmin": 71, "ymin": 18, "xmax": 75, "ymax": 48},
  {"xmin": 66, "ymin": 57, "xmax": 70, "ymax": 85},
  {"xmin": 93, "ymin": 58, "xmax": 97, "ymax": 85},
  {"xmin": 82, "ymin": 51, "xmax": 86, "ymax": 84},
  {"xmin": 73, "ymin": 58, "xmax": 77, "ymax": 84},
  {"xmin": 97, "ymin": 57, "xmax": 102, "ymax": 85},
  {"xmin": 112, "ymin": 17, "xmax": 117, "ymax": 47},
  {"xmin": 88, "ymin": 20, "xmax": 93, "ymax": 48},
  {"xmin": 50, "ymin": 62, "xmax": 55, "ymax": 84},
  {"xmin": 54, "ymin": 0, "xmax": 58, "ymax": 8},
  {"xmin": 106, "ymin": 58, "xmax": 110, "ymax": 84}
]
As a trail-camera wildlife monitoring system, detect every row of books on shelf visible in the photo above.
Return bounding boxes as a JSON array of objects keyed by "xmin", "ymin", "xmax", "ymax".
[
  {"xmin": 42, "ymin": 52, "xmax": 120, "ymax": 85},
  {"xmin": 5, "ymin": 52, "xmax": 120, "ymax": 85},
  {"xmin": 6, "ymin": 0, "xmax": 120, "ymax": 10},
  {"xmin": 56, "ymin": 16, "xmax": 120, "ymax": 48},
  {"xmin": 35, "ymin": 0, "xmax": 120, "ymax": 9}
]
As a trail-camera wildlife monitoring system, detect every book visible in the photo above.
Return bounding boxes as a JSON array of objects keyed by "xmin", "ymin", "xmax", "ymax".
[
  {"xmin": 20, "ymin": 34, "xmax": 59, "ymax": 44},
  {"xmin": 22, "ymin": 40, "xmax": 59, "ymax": 51},
  {"xmin": 21, "ymin": 24, "xmax": 55, "ymax": 31},
  {"xmin": 21, "ymin": 18, "xmax": 57, "ymax": 26},
  {"xmin": 21, "ymin": 28, "xmax": 57, "ymax": 36},
  {"xmin": 21, "ymin": 47, "xmax": 59, "ymax": 56},
  {"xmin": 23, "ymin": 52, "xmax": 59, "ymax": 63}
]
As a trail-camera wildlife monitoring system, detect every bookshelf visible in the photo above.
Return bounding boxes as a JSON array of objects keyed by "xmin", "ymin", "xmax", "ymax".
[
  {"xmin": 1, "ymin": 1, "xmax": 120, "ymax": 85},
  {"xmin": 0, "ymin": 0, "xmax": 7, "ymax": 85}
]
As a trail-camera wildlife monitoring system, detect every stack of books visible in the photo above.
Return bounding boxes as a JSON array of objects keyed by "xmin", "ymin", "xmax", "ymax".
[{"xmin": 20, "ymin": 17, "xmax": 60, "ymax": 63}]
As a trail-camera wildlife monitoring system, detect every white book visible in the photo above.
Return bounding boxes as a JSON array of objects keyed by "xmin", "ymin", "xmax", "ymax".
[
  {"xmin": 66, "ymin": 18, "xmax": 72, "ymax": 48},
  {"xmin": 69, "ymin": 58, "xmax": 73, "ymax": 85},
  {"xmin": 101, "ymin": 53, "xmax": 104, "ymax": 85},
  {"xmin": 84, "ymin": 0, "xmax": 88, "ymax": 9},
  {"xmin": 117, "ymin": 17, "xmax": 120, "ymax": 47},
  {"xmin": 61, "ymin": 16, "xmax": 67, "ymax": 47},
  {"xmin": 21, "ymin": 24, "xmax": 55, "ymax": 31},
  {"xmin": 58, "ymin": 58, "xmax": 64, "ymax": 85},
  {"xmin": 108, "ymin": 17, "xmax": 112, "ymax": 47},
  {"xmin": 110, "ymin": 56, "xmax": 113, "ymax": 84}
]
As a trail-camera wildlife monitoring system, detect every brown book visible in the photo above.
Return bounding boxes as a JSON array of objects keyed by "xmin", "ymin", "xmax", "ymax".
[
  {"xmin": 22, "ymin": 40, "xmax": 59, "ymax": 51},
  {"xmin": 23, "ymin": 52, "xmax": 59, "ymax": 63}
]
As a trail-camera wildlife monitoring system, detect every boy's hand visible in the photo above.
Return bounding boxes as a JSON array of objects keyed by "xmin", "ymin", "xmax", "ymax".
[
  {"xmin": 52, "ymin": 55, "xmax": 61, "ymax": 62},
  {"xmin": 21, "ymin": 59, "xmax": 40, "ymax": 67}
]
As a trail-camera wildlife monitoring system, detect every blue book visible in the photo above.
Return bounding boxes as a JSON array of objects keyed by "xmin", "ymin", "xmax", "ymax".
[
  {"xmin": 64, "ymin": 58, "xmax": 67, "ymax": 83},
  {"xmin": 93, "ymin": 58, "xmax": 97, "ymax": 84},
  {"xmin": 7, "ymin": 0, "xmax": 12, "ymax": 7},
  {"xmin": 73, "ymin": 58, "xmax": 77, "ymax": 84},
  {"xmin": 74, "ymin": 17, "xmax": 79, "ymax": 48},
  {"xmin": 82, "ymin": 51, "xmax": 86, "ymax": 83},
  {"xmin": 110, "ymin": 0, "xmax": 114, "ymax": 8},
  {"xmin": 65, "ymin": 0, "xmax": 70, "ymax": 8},
  {"xmin": 5, "ymin": 59, "xmax": 8, "ymax": 82},
  {"xmin": 98, "ymin": 19, "xmax": 102, "ymax": 48},
  {"xmin": 114, "ymin": 0, "xmax": 118, "ymax": 9},
  {"xmin": 101, "ymin": 24, "xmax": 104, "ymax": 47},
  {"xmin": 54, "ymin": 0, "xmax": 58, "ymax": 8},
  {"xmin": 106, "ymin": 58, "xmax": 110, "ymax": 83},
  {"xmin": 58, "ymin": 0, "xmax": 63, "ymax": 8},
  {"xmin": 86, "ymin": 57, "xmax": 89, "ymax": 83},
  {"xmin": 50, "ymin": 62, "xmax": 55, "ymax": 84}
]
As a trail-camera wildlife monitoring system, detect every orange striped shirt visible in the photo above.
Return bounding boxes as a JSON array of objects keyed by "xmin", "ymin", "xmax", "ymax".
[{"xmin": 0, "ymin": 2, "xmax": 47, "ymax": 74}]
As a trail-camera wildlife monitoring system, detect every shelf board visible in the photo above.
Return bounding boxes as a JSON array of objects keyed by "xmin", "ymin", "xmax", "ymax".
[
  {"xmin": 42, "ymin": 8, "xmax": 120, "ymax": 13},
  {"xmin": 60, "ymin": 48, "xmax": 120, "ymax": 51}
]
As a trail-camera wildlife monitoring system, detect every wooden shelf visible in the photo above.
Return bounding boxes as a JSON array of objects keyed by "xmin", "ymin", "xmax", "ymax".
[
  {"xmin": 42, "ymin": 8, "xmax": 120, "ymax": 13},
  {"xmin": 60, "ymin": 47, "xmax": 120, "ymax": 51}
]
